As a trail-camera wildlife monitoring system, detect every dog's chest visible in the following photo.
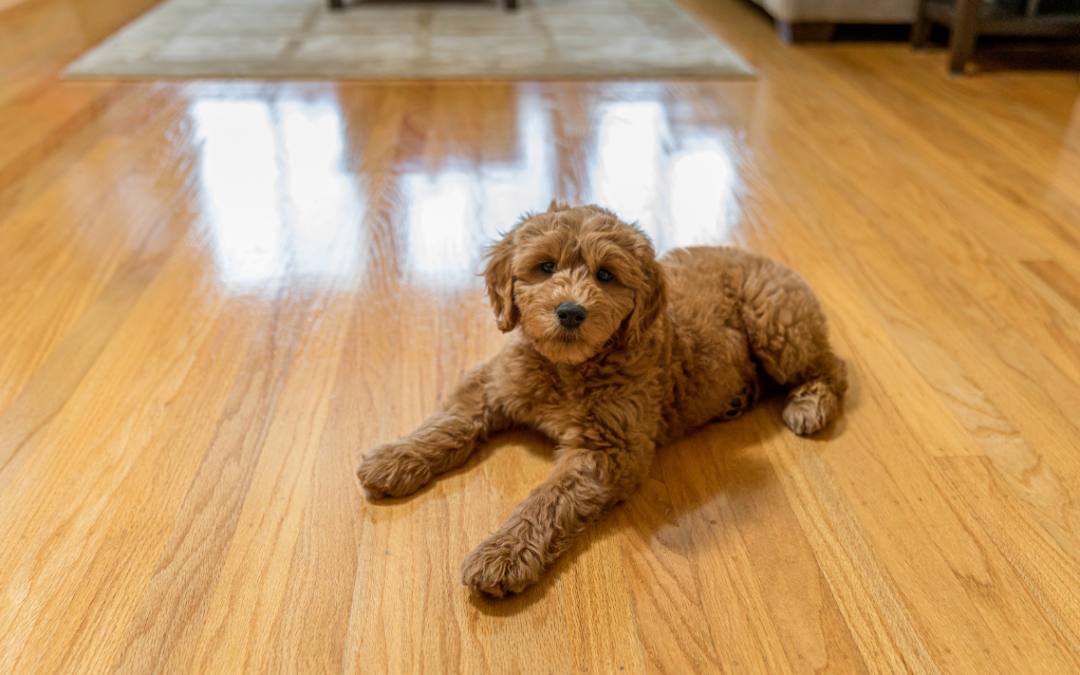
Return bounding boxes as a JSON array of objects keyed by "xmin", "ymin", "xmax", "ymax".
[
  {"xmin": 525, "ymin": 363, "xmax": 654, "ymax": 439},
  {"xmin": 521, "ymin": 369, "xmax": 586, "ymax": 427}
]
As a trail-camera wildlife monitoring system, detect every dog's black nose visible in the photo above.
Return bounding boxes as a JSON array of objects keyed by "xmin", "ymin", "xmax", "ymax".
[{"xmin": 556, "ymin": 302, "xmax": 587, "ymax": 329}]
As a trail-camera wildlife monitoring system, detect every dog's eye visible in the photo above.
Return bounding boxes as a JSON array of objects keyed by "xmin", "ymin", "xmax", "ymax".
[
  {"xmin": 596, "ymin": 268, "xmax": 613, "ymax": 283},
  {"xmin": 539, "ymin": 262, "xmax": 556, "ymax": 274}
]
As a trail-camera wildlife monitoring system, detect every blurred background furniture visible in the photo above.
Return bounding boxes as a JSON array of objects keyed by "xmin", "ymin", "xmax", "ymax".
[
  {"xmin": 743, "ymin": 0, "xmax": 918, "ymax": 42},
  {"xmin": 913, "ymin": 0, "xmax": 1080, "ymax": 73}
]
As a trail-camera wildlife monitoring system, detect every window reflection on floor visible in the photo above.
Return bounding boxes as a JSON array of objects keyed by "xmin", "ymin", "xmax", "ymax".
[
  {"xmin": 188, "ymin": 86, "xmax": 739, "ymax": 295},
  {"xmin": 479, "ymin": 91, "xmax": 553, "ymax": 240},
  {"xmin": 279, "ymin": 99, "xmax": 364, "ymax": 283},
  {"xmin": 591, "ymin": 98, "xmax": 739, "ymax": 253},
  {"xmin": 404, "ymin": 170, "xmax": 477, "ymax": 286},
  {"xmin": 191, "ymin": 94, "xmax": 364, "ymax": 294},
  {"xmin": 665, "ymin": 137, "xmax": 738, "ymax": 249},
  {"xmin": 402, "ymin": 89, "xmax": 553, "ymax": 288},
  {"xmin": 591, "ymin": 101, "xmax": 664, "ymax": 241},
  {"xmin": 193, "ymin": 99, "xmax": 286, "ymax": 289}
]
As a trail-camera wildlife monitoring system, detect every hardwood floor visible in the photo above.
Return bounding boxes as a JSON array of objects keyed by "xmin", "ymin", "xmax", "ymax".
[{"xmin": 2, "ymin": 0, "xmax": 1080, "ymax": 673}]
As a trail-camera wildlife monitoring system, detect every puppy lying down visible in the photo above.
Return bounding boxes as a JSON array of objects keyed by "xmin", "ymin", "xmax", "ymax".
[{"xmin": 357, "ymin": 202, "xmax": 847, "ymax": 597}]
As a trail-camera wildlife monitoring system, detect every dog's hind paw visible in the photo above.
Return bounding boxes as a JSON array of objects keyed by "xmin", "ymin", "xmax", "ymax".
[
  {"xmin": 782, "ymin": 379, "xmax": 840, "ymax": 436},
  {"xmin": 356, "ymin": 442, "xmax": 433, "ymax": 499},
  {"xmin": 461, "ymin": 531, "xmax": 545, "ymax": 597}
]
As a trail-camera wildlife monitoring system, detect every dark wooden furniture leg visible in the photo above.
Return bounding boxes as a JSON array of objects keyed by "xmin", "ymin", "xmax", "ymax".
[
  {"xmin": 914, "ymin": 0, "xmax": 1080, "ymax": 73},
  {"xmin": 505, "ymin": 0, "xmax": 518, "ymax": 9},
  {"xmin": 948, "ymin": 0, "xmax": 983, "ymax": 74},
  {"xmin": 329, "ymin": 0, "xmax": 344, "ymax": 9},
  {"xmin": 776, "ymin": 21, "xmax": 836, "ymax": 43},
  {"xmin": 911, "ymin": 0, "xmax": 933, "ymax": 48}
]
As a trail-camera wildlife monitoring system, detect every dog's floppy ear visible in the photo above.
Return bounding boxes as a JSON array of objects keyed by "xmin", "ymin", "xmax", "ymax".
[
  {"xmin": 624, "ymin": 245, "xmax": 668, "ymax": 347},
  {"xmin": 483, "ymin": 230, "xmax": 519, "ymax": 332}
]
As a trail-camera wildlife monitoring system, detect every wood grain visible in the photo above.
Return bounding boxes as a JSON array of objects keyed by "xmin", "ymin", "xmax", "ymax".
[{"xmin": 2, "ymin": 0, "xmax": 1080, "ymax": 672}]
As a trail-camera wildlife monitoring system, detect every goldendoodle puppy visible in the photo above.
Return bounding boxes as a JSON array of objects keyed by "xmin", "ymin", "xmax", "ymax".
[{"xmin": 357, "ymin": 202, "xmax": 847, "ymax": 597}]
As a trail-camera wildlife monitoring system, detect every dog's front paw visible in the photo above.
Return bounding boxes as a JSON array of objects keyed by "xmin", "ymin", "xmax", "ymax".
[
  {"xmin": 356, "ymin": 442, "xmax": 433, "ymax": 499},
  {"xmin": 461, "ymin": 531, "xmax": 545, "ymax": 597}
]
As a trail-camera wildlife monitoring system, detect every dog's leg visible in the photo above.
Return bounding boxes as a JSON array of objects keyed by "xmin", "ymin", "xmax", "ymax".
[
  {"xmin": 740, "ymin": 260, "xmax": 848, "ymax": 436},
  {"xmin": 357, "ymin": 363, "xmax": 506, "ymax": 499},
  {"xmin": 460, "ymin": 442, "xmax": 649, "ymax": 597}
]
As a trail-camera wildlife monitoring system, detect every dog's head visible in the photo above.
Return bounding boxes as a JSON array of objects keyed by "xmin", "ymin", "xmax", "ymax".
[{"xmin": 483, "ymin": 202, "xmax": 667, "ymax": 364}]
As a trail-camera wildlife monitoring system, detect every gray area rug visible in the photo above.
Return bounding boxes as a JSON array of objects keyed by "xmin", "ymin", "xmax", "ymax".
[{"xmin": 63, "ymin": 0, "xmax": 754, "ymax": 80}]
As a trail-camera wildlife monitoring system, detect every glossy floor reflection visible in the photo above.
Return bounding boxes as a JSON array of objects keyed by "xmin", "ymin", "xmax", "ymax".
[
  {"xmin": 166, "ymin": 79, "xmax": 749, "ymax": 306},
  {"xmin": 3, "ymin": 0, "xmax": 1080, "ymax": 673},
  {"xmin": 192, "ymin": 94, "xmax": 366, "ymax": 292},
  {"xmin": 185, "ymin": 82, "xmax": 745, "ymax": 296}
]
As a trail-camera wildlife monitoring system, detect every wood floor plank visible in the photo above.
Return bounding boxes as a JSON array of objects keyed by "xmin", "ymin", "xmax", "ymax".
[
  {"xmin": 708, "ymin": 63, "xmax": 1080, "ymax": 570},
  {"xmin": 23, "ymin": 300, "xmax": 266, "ymax": 675},
  {"xmin": 938, "ymin": 457, "xmax": 1080, "ymax": 657},
  {"xmin": 560, "ymin": 517, "xmax": 648, "ymax": 675},
  {"xmin": 829, "ymin": 288, "xmax": 1080, "ymax": 674},
  {"xmin": 185, "ymin": 292, "xmax": 356, "ymax": 674},
  {"xmin": 616, "ymin": 463, "xmax": 725, "ymax": 675},
  {"xmin": 0, "ymin": 204, "xmax": 174, "ymax": 492},
  {"xmin": 0, "ymin": 236, "xmax": 258, "ymax": 674},
  {"xmin": 753, "ymin": 141, "xmax": 1080, "ymax": 561},
  {"xmin": 656, "ymin": 425, "xmax": 796, "ymax": 675},
  {"xmin": 0, "ymin": 141, "xmax": 163, "ymax": 416},
  {"xmin": 109, "ymin": 285, "xmax": 313, "ymax": 675},
  {"xmin": 753, "ymin": 416, "xmax": 941, "ymax": 675},
  {"xmin": 770, "ymin": 252, "xmax": 1080, "ymax": 674},
  {"xmin": 757, "ymin": 59, "xmax": 1080, "ymax": 389},
  {"xmin": 1026, "ymin": 260, "xmax": 1080, "ymax": 317},
  {"xmin": 715, "ymin": 428, "xmax": 871, "ymax": 675}
]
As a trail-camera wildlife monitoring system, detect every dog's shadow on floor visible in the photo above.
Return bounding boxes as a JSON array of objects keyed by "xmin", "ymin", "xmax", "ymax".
[{"xmin": 465, "ymin": 398, "xmax": 848, "ymax": 616}]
